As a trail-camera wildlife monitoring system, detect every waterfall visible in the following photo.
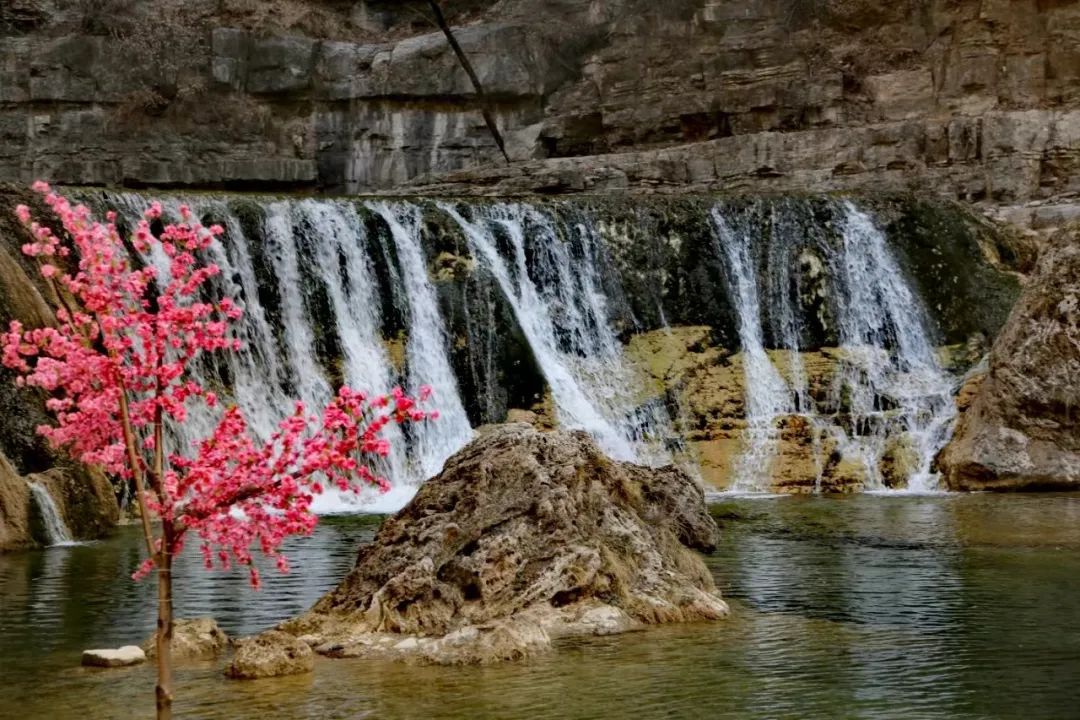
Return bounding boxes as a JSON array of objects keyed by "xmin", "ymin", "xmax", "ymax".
[
  {"xmin": 292, "ymin": 200, "xmax": 417, "ymax": 511},
  {"xmin": 829, "ymin": 202, "xmax": 957, "ymax": 493},
  {"xmin": 262, "ymin": 201, "xmax": 335, "ymax": 413},
  {"xmin": 75, "ymin": 189, "xmax": 962, "ymax": 503},
  {"xmin": 104, "ymin": 194, "xmax": 301, "ymax": 447},
  {"xmin": 28, "ymin": 483, "xmax": 74, "ymax": 546},
  {"xmin": 709, "ymin": 207, "xmax": 794, "ymax": 492},
  {"xmin": 98, "ymin": 194, "xmax": 474, "ymax": 512},
  {"xmin": 366, "ymin": 202, "xmax": 473, "ymax": 480},
  {"xmin": 439, "ymin": 202, "xmax": 673, "ymax": 465},
  {"xmin": 713, "ymin": 198, "xmax": 957, "ymax": 494}
]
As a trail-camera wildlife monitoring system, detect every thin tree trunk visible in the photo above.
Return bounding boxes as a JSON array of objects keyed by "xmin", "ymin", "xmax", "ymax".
[
  {"xmin": 155, "ymin": 529, "xmax": 174, "ymax": 720},
  {"xmin": 118, "ymin": 387, "xmax": 155, "ymax": 558},
  {"xmin": 425, "ymin": 0, "xmax": 511, "ymax": 163},
  {"xmin": 152, "ymin": 382, "xmax": 172, "ymax": 720}
]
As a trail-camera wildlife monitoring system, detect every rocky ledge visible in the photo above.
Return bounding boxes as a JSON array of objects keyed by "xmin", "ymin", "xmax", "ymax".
[{"xmin": 280, "ymin": 424, "xmax": 727, "ymax": 665}]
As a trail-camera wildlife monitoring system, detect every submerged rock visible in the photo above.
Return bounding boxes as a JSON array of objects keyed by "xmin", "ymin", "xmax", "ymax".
[
  {"xmin": 143, "ymin": 618, "xmax": 230, "ymax": 661},
  {"xmin": 282, "ymin": 424, "xmax": 727, "ymax": 665},
  {"xmin": 880, "ymin": 433, "xmax": 921, "ymax": 489},
  {"xmin": 81, "ymin": 646, "xmax": 146, "ymax": 668},
  {"xmin": 224, "ymin": 630, "xmax": 313, "ymax": 680},
  {"xmin": 938, "ymin": 225, "xmax": 1080, "ymax": 490}
]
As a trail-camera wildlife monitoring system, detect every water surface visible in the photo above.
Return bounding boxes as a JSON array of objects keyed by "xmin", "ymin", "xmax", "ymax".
[{"xmin": 2, "ymin": 494, "xmax": 1079, "ymax": 719}]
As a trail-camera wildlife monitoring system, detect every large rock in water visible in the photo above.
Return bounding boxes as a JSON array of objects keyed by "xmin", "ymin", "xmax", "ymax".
[
  {"xmin": 143, "ymin": 618, "xmax": 230, "ymax": 661},
  {"xmin": 282, "ymin": 424, "xmax": 727, "ymax": 664},
  {"xmin": 224, "ymin": 630, "xmax": 313, "ymax": 680},
  {"xmin": 938, "ymin": 226, "xmax": 1080, "ymax": 490}
]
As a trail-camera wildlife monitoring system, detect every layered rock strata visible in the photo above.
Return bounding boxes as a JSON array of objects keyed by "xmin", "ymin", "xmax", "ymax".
[{"xmin": 1, "ymin": 0, "xmax": 1078, "ymax": 227}]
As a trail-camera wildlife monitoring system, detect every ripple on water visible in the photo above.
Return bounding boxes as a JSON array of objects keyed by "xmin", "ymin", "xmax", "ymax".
[{"xmin": 2, "ymin": 495, "xmax": 1080, "ymax": 719}]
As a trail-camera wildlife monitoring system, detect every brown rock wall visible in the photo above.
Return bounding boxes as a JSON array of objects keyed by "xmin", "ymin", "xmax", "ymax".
[{"xmin": 0, "ymin": 0, "xmax": 1078, "ymax": 215}]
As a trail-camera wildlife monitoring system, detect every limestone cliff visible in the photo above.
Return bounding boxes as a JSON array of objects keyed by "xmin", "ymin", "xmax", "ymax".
[{"xmin": 1, "ymin": 0, "xmax": 1078, "ymax": 231}]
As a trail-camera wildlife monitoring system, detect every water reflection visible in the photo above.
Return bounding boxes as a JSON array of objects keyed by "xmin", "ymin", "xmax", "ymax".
[{"xmin": 2, "ymin": 495, "xmax": 1080, "ymax": 719}]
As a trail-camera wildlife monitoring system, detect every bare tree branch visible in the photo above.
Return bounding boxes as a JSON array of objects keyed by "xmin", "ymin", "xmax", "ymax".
[{"xmin": 425, "ymin": 0, "xmax": 511, "ymax": 164}]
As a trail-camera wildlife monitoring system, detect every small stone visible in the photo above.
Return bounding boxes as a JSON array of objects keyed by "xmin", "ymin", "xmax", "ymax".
[
  {"xmin": 393, "ymin": 637, "xmax": 419, "ymax": 651},
  {"xmin": 81, "ymin": 646, "xmax": 146, "ymax": 668}
]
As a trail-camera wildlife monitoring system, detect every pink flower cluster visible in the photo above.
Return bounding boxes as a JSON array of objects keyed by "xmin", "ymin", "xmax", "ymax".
[
  {"xmin": 2, "ymin": 184, "xmax": 436, "ymax": 587},
  {"xmin": 2, "ymin": 183, "xmax": 237, "ymax": 475}
]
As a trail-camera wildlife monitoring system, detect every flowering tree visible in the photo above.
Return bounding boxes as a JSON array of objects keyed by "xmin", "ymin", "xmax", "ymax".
[{"xmin": 2, "ymin": 183, "xmax": 436, "ymax": 719}]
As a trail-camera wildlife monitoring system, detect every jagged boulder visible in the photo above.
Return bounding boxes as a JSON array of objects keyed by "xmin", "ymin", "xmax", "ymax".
[
  {"xmin": 938, "ymin": 225, "xmax": 1080, "ymax": 490},
  {"xmin": 224, "ymin": 630, "xmax": 313, "ymax": 680},
  {"xmin": 281, "ymin": 424, "xmax": 727, "ymax": 665}
]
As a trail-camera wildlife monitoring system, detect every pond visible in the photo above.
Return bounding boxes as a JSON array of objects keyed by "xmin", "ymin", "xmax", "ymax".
[{"xmin": 2, "ymin": 494, "xmax": 1080, "ymax": 719}]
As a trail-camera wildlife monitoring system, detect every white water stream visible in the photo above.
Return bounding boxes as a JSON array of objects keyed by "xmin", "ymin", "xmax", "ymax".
[
  {"xmin": 440, "ymin": 202, "xmax": 673, "ymax": 465},
  {"xmin": 710, "ymin": 200, "xmax": 957, "ymax": 493},
  {"xmin": 28, "ymin": 483, "xmax": 74, "ymax": 546}
]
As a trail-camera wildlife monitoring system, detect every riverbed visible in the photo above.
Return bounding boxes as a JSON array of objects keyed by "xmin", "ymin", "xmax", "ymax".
[{"xmin": 2, "ymin": 494, "xmax": 1079, "ymax": 719}]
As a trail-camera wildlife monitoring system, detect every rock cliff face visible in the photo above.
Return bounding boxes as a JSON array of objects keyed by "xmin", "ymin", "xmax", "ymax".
[
  {"xmin": 283, "ymin": 424, "xmax": 727, "ymax": 664},
  {"xmin": 2, "ymin": 0, "xmax": 1079, "ymax": 226},
  {"xmin": 938, "ymin": 224, "xmax": 1080, "ymax": 491}
]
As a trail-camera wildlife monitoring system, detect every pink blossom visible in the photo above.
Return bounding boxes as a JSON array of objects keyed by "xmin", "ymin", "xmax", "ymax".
[{"xmin": 3, "ymin": 184, "xmax": 438, "ymax": 588}]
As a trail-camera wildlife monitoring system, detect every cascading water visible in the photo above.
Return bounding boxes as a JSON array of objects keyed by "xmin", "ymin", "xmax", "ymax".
[
  {"xmin": 709, "ymin": 207, "xmax": 794, "ymax": 492},
  {"xmin": 713, "ymin": 198, "xmax": 958, "ymax": 494},
  {"xmin": 98, "ymin": 193, "xmax": 475, "ymax": 512},
  {"xmin": 439, "ymin": 202, "xmax": 673, "ymax": 465},
  {"xmin": 829, "ymin": 202, "xmax": 957, "ymax": 493},
  {"xmin": 28, "ymin": 483, "xmax": 74, "ymax": 546},
  {"xmin": 80, "ymin": 190, "xmax": 962, "ymax": 504},
  {"xmin": 104, "ymin": 194, "xmax": 301, "ymax": 447},
  {"xmin": 366, "ymin": 202, "xmax": 473, "ymax": 481},
  {"xmin": 291, "ymin": 200, "xmax": 417, "ymax": 511},
  {"xmin": 261, "ymin": 201, "xmax": 335, "ymax": 415}
]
